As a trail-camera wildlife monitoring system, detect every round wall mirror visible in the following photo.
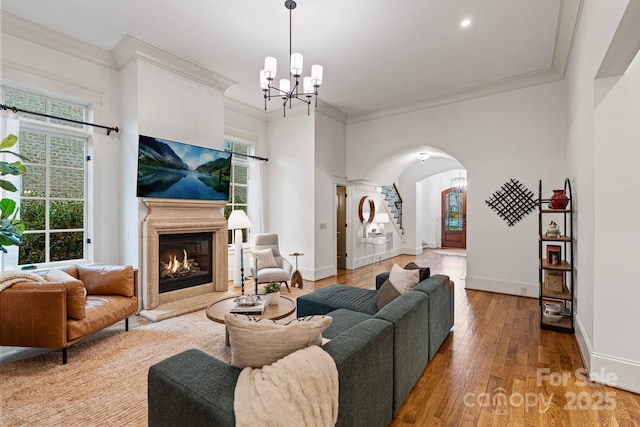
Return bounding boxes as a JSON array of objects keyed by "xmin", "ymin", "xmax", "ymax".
[{"xmin": 358, "ymin": 196, "xmax": 375, "ymax": 224}]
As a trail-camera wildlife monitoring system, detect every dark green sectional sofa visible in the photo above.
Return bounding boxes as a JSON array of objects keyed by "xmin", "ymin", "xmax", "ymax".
[
  {"xmin": 296, "ymin": 273, "xmax": 455, "ymax": 413},
  {"xmin": 147, "ymin": 272, "xmax": 453, "ymax": 427}
]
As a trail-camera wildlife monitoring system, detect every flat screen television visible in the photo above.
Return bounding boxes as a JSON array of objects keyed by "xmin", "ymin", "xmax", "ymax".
[{"xmin": 136, "ymin": 135, "xmax": 231, "ymax": 201}]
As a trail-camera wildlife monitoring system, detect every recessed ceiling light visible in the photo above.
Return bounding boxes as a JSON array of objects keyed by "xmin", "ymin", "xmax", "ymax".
[{"xmin": 460, "ymin": 18, "xmax": 472, "ymax": 28}]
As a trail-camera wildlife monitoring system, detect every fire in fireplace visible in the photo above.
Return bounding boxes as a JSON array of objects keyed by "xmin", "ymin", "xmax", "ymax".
[{"xmin": 158, "ymin": 232, "xmax": 213, "ymax": 293}]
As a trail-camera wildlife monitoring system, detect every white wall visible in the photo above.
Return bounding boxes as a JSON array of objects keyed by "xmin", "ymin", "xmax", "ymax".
[
  {"xmin": 266, "ymin": 112, "xmax": 315, "ymax": 278},
  {"xmin": 566, "ymin": 0, "xmax": 640, "ymax": 392},
  {"xmin": 314, "ymin": 111, "xmax": 346, "ymax": 280},
  {"xmin": 347, "ymin": 82, "xmax": 566, "ymax": 297}
]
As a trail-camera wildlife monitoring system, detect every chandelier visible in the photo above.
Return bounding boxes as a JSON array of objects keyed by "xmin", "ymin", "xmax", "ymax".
[
  {"xmin": 451, "ymin": 172, "xmax": 468, "ymax": 192},
  {"xmin": 260, "ymin": 0, "xmax": 323, "ymax": 117}
]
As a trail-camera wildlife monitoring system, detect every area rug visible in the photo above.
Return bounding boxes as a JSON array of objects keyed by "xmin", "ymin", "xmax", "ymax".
[{"xmin": 0, "ymin": 288, "xmax": 309, "ymax": 426}]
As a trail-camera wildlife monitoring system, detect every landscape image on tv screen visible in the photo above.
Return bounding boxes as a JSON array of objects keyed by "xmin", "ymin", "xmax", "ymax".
[{"xmin": 136, "ymin": 135, "xmax": 232, "ymax": 201}]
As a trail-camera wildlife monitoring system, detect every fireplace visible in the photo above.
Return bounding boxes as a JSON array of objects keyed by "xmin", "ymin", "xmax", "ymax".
[
  {"xmin": 158, "ymin": 232, "xmax": 213, "ymax": 293},
  {"xmin": 140, "ymin": 199, "xmax": 228, "ymax": 313}
]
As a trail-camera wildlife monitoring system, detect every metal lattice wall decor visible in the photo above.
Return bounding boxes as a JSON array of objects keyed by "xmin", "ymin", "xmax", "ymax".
[{"xmin": 485, "ymin": 179, "xmax": 537, "ymax": 226}]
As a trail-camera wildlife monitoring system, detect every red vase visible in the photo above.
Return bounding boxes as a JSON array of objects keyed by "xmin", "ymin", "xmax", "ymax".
[{"xmin": 550, "ymin": 189, "xmax": 569, "ymax": 209}]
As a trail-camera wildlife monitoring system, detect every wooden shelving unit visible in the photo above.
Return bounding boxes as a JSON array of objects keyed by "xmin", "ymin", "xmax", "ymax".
[{"xmin": 538, "ymin": 179, "xmax": 575, "ymax": 333}]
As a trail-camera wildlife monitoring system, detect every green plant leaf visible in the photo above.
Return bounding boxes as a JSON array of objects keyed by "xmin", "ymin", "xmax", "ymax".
[
  {"xmin": 0, "ymin": 198, "xmax": 17, "ymax": 218},
  {"xmin": 0, "ymin": 162, "xmax": 20, "ymax": 175},
  {"xmin": 0, "ymin": 150, "xmax": 30, "ymax": 161},
  {"xmin": 0, "ymin": 180, "xmax": 18, "ymax": 193},
  {"xmin": 8, "ymin": 161, "xmax": 26, "ymax": 175},
  {"xmin": 0, "ymin": 134, "xmax": 17, "ymax": 150}
]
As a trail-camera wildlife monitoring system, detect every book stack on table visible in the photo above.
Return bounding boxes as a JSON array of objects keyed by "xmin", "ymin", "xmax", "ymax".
[{"xmin": 230, "ymin": 299, "xmax": 266, "ymax": 314}]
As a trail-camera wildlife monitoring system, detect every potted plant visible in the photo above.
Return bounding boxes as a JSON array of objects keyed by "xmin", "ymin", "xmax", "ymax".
[
  {"xmin": 264, "ymin": 282, "xmax": 281, "ymax": 306},
  {"xmin": 0, "ymin": 134, "xmax": 28, "ymax": 253}
]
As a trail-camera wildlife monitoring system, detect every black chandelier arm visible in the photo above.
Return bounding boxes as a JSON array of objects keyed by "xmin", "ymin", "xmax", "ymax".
[{"xmin": 0, "ymin": 103, "xmax": 120, "ymax": 136}]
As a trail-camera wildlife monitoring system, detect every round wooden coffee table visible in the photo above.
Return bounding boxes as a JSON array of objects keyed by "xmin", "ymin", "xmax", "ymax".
[{"xmin": 206, "ymin": 295, "xmax": 296, "ymax": 344}]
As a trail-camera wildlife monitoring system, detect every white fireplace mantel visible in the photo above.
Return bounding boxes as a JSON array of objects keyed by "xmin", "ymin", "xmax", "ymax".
[{"xmin": 140, "ymin": 198, "xmax": 228, "ymax": 311}]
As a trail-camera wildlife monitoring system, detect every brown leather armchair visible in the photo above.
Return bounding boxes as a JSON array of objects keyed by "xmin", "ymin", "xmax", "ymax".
[{"xmin": 0, "ymin": 264, "xmax": 138, "ymax": 364}]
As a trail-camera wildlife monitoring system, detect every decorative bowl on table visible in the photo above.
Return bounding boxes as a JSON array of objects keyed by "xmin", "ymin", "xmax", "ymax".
[{"xmin": 234, "ymin": 294, "xmax": 259, "ymax": 306}]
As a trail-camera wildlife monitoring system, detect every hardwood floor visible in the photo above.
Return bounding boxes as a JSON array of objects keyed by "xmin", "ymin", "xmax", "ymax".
[
  {"xmin": 3, "ymin": 250, "xmax": 639, "ymax": 426},
  {"xmin": 320, "ymin": 250, "xmax": 640, "ymax": 427}
]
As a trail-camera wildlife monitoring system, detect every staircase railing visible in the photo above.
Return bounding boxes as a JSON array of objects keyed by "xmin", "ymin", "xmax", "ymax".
[{"xmin": 380, "ymin": 184, "xmax": 403, "ymax": 232}]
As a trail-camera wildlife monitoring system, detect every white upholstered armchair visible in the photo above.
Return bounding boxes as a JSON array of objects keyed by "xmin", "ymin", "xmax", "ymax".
[{"xmin": 249, "ymin": 233, "xmax": 293, "ymax": 292}]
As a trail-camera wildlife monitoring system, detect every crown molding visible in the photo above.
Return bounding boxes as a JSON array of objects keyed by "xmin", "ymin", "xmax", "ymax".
[
  {"xmin": 1, "ymin": 12, "xmax": 115, "ymax": 69},
  {"xmin": 552, "ymin": 0, "xmax": 584, "ymax": 78},
  {"xmin": 224, "ymin": 97, "xmax": 267, "ymax": 122},
  {"xmin": 346, "ymin": 68, "xmax": 562, "ymax": 125},
  {"xmin": 596, "ymin": 0, "xmax": 640, "ymax": 79},
  {"xmin": 316, "ymin": 100, "xmax": 348, "ymax": 124},
  {"xmin": 112, "ymin": 35, "xmax": 236, "ymax": 92}
]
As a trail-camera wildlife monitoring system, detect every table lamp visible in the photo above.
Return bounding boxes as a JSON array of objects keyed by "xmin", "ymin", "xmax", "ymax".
[{"xmin": 227, "ymin": 210, "xmax": 253, "ymax": 294}]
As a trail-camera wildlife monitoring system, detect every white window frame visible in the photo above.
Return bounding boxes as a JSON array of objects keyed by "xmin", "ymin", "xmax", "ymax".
[
  {"xmin": 224, "ymin": 138, "xmax": 253, "ymax": 245},
  {"xmin": 1, "ymin": 86, "xmax": 93, "ymax": 270}
]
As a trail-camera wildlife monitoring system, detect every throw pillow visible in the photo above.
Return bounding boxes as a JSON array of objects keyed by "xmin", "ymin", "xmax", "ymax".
[
  {"xmin": 404, "ymin": 262, "xmax": 431, "ymax": 282},
  {"xmin": 388, "ymin": 263, "xmax": 420, "ymax": 294},
  {"xmin": 77, "ymin": 265, "xmax": 135, "ymax": 297},
  {"xmin": 252, "ymin": 248, "xmax": 279, "ymax": 269},
  {"xmin": 225, "ymin": 314, "xmax": 332, "ymax": 368},
  {"xmin": 46, "ymin": 268, "xmax": 87, "ymax": 298},
  {"xmin": 375, "ymin": 279, "xmax": 401, "ymax": 310}
]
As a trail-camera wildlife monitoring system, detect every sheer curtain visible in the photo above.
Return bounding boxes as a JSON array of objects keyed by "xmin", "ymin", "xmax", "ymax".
[{"xmin": 248, "ymin": 158, "xmax": 265, "ymax": 241}]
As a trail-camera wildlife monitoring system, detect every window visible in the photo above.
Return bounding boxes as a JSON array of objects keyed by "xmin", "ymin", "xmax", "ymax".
[
  {"xmin": 2, "ymin": 87, "xmax": 89, "ymax": 266},
  {"xmin": 224, "ymin": 140, "xmax": 250, "ymax": 243}
]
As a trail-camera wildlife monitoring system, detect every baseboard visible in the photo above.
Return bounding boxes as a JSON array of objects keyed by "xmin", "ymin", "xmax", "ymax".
[
  {"xmin": 401, "ymin": 245, "xmax": 424, "ymax": 256},
  {"xmin": 465, "ymin": 275, "xmax": 537, "ymax": 298},
  {"xmin": 575, "ymin": 315, "xmax": 640, "ymax": 393}
]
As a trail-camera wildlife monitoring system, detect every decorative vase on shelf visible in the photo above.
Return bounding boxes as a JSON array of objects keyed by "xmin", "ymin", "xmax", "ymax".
[{"xmin": 550, "ymin": 189, "xmax": 569, "ymax": 209}]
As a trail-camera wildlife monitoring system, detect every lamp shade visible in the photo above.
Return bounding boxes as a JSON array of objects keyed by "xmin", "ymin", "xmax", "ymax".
[
  {"xmin": 259, "ymin": 70, "xmax": 269, "ymax": 89},
  {"xmin": 311, "ymin": 64, "xmax": 323, "ymax": 85},
  {"xmin": 279, "ymin": 79, "xmax": 291, "ymax": 93},
  {"xmin": 264, "ymin": 57, "xmax": 277, "ymax": 78},
  {"xmin": 290, "ymin": 52, "xmax": 303, "ymax": 76},
  {"xmin": 228, "ymin": 210, "xmax": 253, "ymax": 230},
  {"xmin": 303, "ymin": 76, "xmax": 313, "ymax": 94}
]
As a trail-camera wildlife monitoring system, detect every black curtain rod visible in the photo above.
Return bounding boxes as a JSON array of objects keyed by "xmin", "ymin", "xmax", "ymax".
[
  {"xmin": 0, "ymin": 103, "xmax": 119, "ymax": 135},
  {"xmin": 231, "ymin": 151, "xmax": 268, "ymax": 162}
]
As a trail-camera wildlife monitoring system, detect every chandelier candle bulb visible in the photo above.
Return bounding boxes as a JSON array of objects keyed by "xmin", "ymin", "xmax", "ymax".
[
  {"xmin": 264, "ymin": 57, "xmax": 277, "ymax": 78},
  {"xmin": 279, "ymin": 79, "xmax": 291, "ymax": 94},
  {"xmin": 303, "ymin": 76, "xmax": 313, "ymax": 94},
  {"xmin": 290, "ymin": 53, "xmax": 303, "ymax": 76},
  {"xmin": 311, "ymin": 64, "xmax": 323, "ymax": 85},
  {"xmin": 259, "ymin": 70, "xmax": 269, "ymax": 89}
]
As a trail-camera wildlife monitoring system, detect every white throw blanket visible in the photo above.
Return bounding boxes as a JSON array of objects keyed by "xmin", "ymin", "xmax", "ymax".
[
  {"xmin": 0, "ymin": 271, "xmax": 45, "ymax": 293},
  {"xmin": 234, "ymin": 345, "xmax": 339, "ymax": 427}
]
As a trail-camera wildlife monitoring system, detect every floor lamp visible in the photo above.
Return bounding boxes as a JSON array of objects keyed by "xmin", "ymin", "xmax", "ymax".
[{"xmin": 227, "ymin": 210, "xmax": 253, "ymax": 294}]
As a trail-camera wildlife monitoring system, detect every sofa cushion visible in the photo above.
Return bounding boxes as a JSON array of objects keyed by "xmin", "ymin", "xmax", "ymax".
[
  {"xmin": 375, "ymin": 280, "xmax": 401, "ymax": 310},
  {"xmin": 11, "ymin": 279, "xmax": 86, "ymax": 321},
  {"xmin": 404, "ymin": 262, "xmax": 430, "ymax": 282},
  {"xmin": 323, "ymin": 308, "xmax": 374, "ymax": 339},
  {"xmin": 296, "ymin": 284, "xmax": 379, "ymax": 317},
  {"xmin": 67, "ymin": 295, "xmax": 138, "ymax": 341},
  {"xmin": 77, "ymin": 265, "xmax": 135, "ymax": 297},
  {"xmin": 389, "ymin": 263, "xmax": 420, "ymax": 294},
  {"xmin": 46, "ymin": 268, "xmax": 87, "ymax": 298},
  {"xmin": 251, "ymin": 248, "xmax": 278, "ymax": 269},
  {"xmin": 224, "ymin": 314, "xmax": 332, "ymax": 368}
]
